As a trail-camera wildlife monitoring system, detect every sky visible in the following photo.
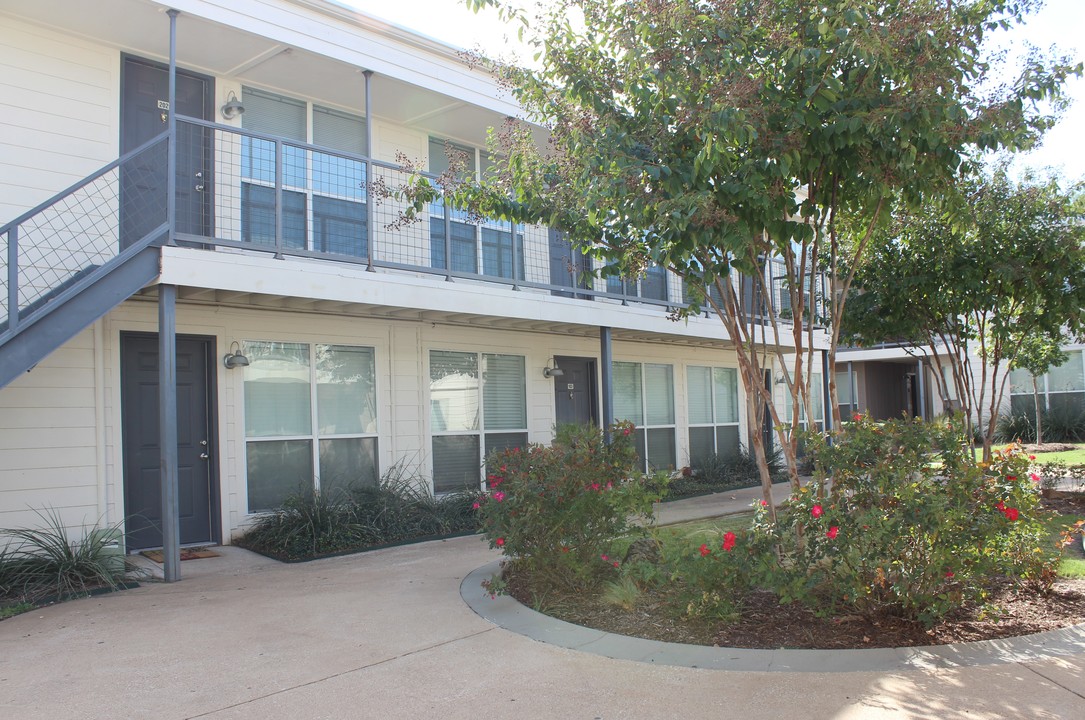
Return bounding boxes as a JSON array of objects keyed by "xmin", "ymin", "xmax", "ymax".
[{"xmin": 344, "ymin": 0, "xmax": 1085, "ymax": 181}]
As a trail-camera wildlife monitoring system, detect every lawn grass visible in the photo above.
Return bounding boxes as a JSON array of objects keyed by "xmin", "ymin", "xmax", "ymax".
[
  {"xmin": 1034, "ymin": 444, "xmax": 1085, "ymax": 466},
  {"xmin": 0, "ymin": 602, "xmax": 35, "ymax": 620}
]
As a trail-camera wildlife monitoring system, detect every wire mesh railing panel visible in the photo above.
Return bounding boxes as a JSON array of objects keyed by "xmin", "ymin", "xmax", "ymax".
[{"xmin": 370, "ymin": 163, "xmax": 431, "ymax": 268}]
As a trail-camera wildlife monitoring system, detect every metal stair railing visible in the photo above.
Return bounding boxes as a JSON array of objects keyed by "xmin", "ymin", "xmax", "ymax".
[
  {"xmin": 1, "ymin": 132, "xmax": 170, "ymax": 341},
  {"xmin": 0, "ymin": 132, "xmax": 172, "ymax": 389}
]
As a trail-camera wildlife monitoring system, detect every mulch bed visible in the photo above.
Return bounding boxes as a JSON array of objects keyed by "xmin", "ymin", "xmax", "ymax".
[{"xmin": 507, "ymin": 496, "xmax": 1085, "ymax": 650}]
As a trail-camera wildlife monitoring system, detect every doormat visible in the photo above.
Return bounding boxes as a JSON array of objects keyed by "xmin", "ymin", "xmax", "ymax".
[{"xmin": 140, "ymin": 547, "xmax": 220, "ymax": 563}]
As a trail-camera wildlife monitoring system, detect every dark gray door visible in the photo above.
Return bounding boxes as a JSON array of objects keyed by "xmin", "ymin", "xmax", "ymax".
[
  {"xmin": 554, "ymin": 356, "xmax": 597, "ymax": 426},
  {"xmin": 548, "ymin": 229, "xmax": 591, "ymax": 298},
  {"xmin": 120, "ymin": 56, "xmax": 213, "ymax": 247},
  {"xmin": 121, "ymin": 334, "xmax": 216, "ymax": 550}
]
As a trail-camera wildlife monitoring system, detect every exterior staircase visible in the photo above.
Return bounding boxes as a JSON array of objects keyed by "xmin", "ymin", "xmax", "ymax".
[{"xmin": 0, "ymin": 134, "xmax": 170, "ymax": 389}]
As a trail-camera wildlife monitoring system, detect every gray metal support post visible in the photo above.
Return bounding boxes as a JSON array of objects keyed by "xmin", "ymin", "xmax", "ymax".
[
  {"xmin": 443, "ymin": 202, "xmax": 453, "ymax": 281},
  {"xmin": 159, "ymin": 283, "xmax": 180, "ymax": 582},
  {"xmin": 165, "ymin": 9, "xmax": 178, "ymax": 247},
  {"xmin": 364, "ymin": 70, "xmax": 375, "ymax": 272},
  {"xmin": 600, "ymin": 326, "xmax": 613, "ymax": 441},
  {"xmin": 848, "ymin": 361, "xmax": 856, "ymax": 416},
  {"xmin": 274, "ymin": 139, "xmax": 284, "ymax": 258},
  {"xmin": 822, "ymin": 350, "xmax": 833, "ymax": 433},
  {"xmin": 916, "ymin": 359, "xmax": 926, "ymax": 420},
  {"xmin": 8, "ymin": 226, "xmax": 19, "ymax": 331}
]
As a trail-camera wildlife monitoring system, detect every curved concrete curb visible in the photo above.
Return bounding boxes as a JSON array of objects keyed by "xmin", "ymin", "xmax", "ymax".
[{"xmin": 461, "ymin": 560, "xmax": 1085, "ymax": 673}]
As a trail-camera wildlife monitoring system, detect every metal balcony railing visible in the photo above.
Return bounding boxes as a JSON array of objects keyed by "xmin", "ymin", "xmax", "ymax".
[{"xmin": 171, "ymin": 117, "xmax": 687, "ymax": 310}]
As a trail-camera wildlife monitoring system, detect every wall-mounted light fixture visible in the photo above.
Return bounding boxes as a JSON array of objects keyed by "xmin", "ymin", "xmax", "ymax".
[
  {"xmin": 223, "ymin": 341, "xmax": 250, "ymax": 369},
  {"xmin": 220, "ymin": 90, "xmax": 245, "ymax": 120},
  {"xmin": 543, "ymin": 358, "xmax": 564, "ymax": 378}
]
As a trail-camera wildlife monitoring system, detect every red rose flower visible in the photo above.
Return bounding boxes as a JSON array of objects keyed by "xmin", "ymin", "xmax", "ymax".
[
  {"xmin": 495, "ymin": 537, "xmax": 505, "ymax": 547},
  {"xmin": 699, "ymin": 543, "xmax": 711, "ymax": 557},
  {"xmin": 826, "ymin": 526, "xmax": 839, "ymax": 539},
  {"xmin": 1004, "ymin": 507, "xmax": 1019, "ymax": 521},
  {"xmin": 945, "ymin": 570, "xmax": 955, "ymax": 579},
  {"xmin": 811, "ymin": 504, "xmax": 824, "ymax": 519},
  {"xmin": 722, "ymin": 531, "xmax": 736, "ymax": 552}
]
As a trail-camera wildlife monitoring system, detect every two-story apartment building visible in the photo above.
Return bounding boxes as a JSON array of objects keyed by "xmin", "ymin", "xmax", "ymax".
[{"xmin": 0, "ymin": 0, "xmax": 828, "ymax": 570}]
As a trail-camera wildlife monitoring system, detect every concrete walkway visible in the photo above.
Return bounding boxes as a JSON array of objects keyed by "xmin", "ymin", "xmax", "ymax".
[{"xmin": 2, "ymin": 530, "xmax": 1084, "ymax": 719}]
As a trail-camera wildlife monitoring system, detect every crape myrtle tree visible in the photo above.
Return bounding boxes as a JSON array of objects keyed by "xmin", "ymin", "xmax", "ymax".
[
  {"xmin": 845, "ymin": 167, "xmax": 1085, "ymax": 461},
  {"xmin": 391, "ymin": 0, "xmax": 1078, "ymax": 512}
]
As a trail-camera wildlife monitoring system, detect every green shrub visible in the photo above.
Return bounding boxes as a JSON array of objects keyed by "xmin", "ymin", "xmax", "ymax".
[
  {"xmin": 995, "ymin": 406, "xmax": 1085, "ymax": 443},
  {"xmin": 238, "ymin": 467, "xmax": 484, "ymax": 561},
  {"xmin": 478, "ymin": 422, "xmax": 664, "ymax": 593},
  {"xmin": 996, "ymin": 412, "xmax": 1037, "ymax": 443},
  {"xmin": 666, "ymin": 447, "xmax": 784, "ymax": 500},
  {"xmin": 1, "ymin": 509, "xmax": 127, "ymax": 604},
  {"xmin": 1042, "ymin": 404, "xmax": 1085, "ymax": 442},
  {"xmin": 770, "ymin": 416, "xmax": 1058, "ymax": 625},
  {"xmin": 238, "ymin": 487, "xmax": 369, "ymax": 560},
  {"xmin": 656, "ymin": 416, "xmax": 1060, "ymax": 627}
]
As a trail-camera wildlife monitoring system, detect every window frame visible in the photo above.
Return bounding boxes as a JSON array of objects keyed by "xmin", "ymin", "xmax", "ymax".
[
  {"xmin": 240, "ymin": 86, "xmax": 369, "ymax": 258},
  {"xmin": 686, "ymin": 365, "xmax": 742, "ymax": 465},
  {"xmin": 613, "ymin": 360, "xmax": 677, "ymax": 473},
  {"xmin": 428, "ymin": 349, "xmax": 529, "ymax": 493},
  {"xmin": 1009, "ymin": 349, "xmax": 1085, "ymax": 414},
  {"xmin": 242, "ymin": 340, "xmax": 380, "ymax": 513}
]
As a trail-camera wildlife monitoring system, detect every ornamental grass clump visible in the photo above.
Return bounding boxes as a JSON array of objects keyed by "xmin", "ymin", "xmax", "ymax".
[{"xmin": 478, "ymin": 422, "xmax": 664, "ymax": 594}]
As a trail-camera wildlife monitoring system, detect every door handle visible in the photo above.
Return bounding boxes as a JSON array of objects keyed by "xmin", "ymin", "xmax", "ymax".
[
  {"xmin": 200, "ymin": 452, "xmax": 209, "ymax": 460},
  {"xmin": 195, "ymin": 183, "xmax": 205, "ymax": 192}
]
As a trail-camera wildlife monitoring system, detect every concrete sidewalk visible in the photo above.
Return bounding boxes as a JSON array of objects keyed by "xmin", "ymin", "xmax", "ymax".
[{"xmin": 2, "ymin": 534, "xmax": 1083, "ymax": 719}]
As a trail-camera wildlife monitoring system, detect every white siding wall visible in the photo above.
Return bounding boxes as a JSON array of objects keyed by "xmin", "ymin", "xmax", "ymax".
[
  {"xmin": 0, "ymin": 299, "xmax": 744, "ymax": 546},
  {"xmin": 0, "ymin": 327, "xmax": 103, "ymax": 538},
  {"xmin": 0, "ymin": 17, "xmax": 118, "ymax": 222}
]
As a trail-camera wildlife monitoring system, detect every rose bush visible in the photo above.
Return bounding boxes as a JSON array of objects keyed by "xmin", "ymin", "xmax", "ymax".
[{"xmin": 478, "ymin": 422, "xmax": 665, "ymax": 593}]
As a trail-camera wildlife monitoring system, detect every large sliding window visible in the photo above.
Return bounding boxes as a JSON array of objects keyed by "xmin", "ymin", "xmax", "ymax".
[
  {"xmin": 614, "ymin": 361, "xmax": 676, "ymax": 472},
  {"xmin": 243, "ymin": 342, "xmax": 378, "ymax": 512},
  {"xmin": 428, "ymin": 138, "xmax": 524, "ymax": 280},
  {"xmin": 430, "ymin": 351, "xmax": 528, "ymax": 492},
  {"xmin": 687, "ymin": 366, "xmax": 741, "ymax": 466},
  {"xmin": 241, "ymin": 87, "xmax": 368, "ymax": 257},
  {"xmin": 1010, "ymin": 350, "xmax": 1084, "ymax": 415}
]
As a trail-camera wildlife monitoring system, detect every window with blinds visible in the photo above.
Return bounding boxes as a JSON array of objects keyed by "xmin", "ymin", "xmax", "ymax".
[
  {"xmin": 243, "ymin": 342, "xmax": 378, "ymax": 512},
  {"xmin": 613, "ymin": 361, "xmax": 676, "ymax": 472},
  {"xmin": 239, "ymin": 87, "xmax": 368, "ymax": 258},
  {"xmin": 430, "ymin": 350, "xmax": 527, "ymax": 492},
  {"xmin": 687, "ymin": 366, "xmax": 741, "ymax": 467}
]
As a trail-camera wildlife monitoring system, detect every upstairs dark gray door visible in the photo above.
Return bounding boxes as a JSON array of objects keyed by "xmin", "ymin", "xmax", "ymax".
[
  {"xmin": 121, "ymin": 334, "xmax": 217, "ymax": 550},
  {"xmin": 120, "ymin": 56, "xmax": 213, "ymax": 247},
  {"xmin": 548, "ymin": 229, "xmax": 591, "ymax": 298},
  {"xmin": 554, "ymin": 356, "xmax": 598, "ymax": 426}
]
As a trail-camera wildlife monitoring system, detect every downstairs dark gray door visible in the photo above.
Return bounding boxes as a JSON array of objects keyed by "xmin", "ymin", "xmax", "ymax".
[
  {"xmin": 121, "ymin": 334, "xmax": 217, "ymax": 550},
  {"xmin": 554, "ymin": 356, "xmax": 598, "ymax": 427}
]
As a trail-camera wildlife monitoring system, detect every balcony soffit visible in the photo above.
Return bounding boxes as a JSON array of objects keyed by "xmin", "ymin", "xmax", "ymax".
[{"xmin": 3, "ymin": 0, "xmax": 526, "ymax": 148}]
